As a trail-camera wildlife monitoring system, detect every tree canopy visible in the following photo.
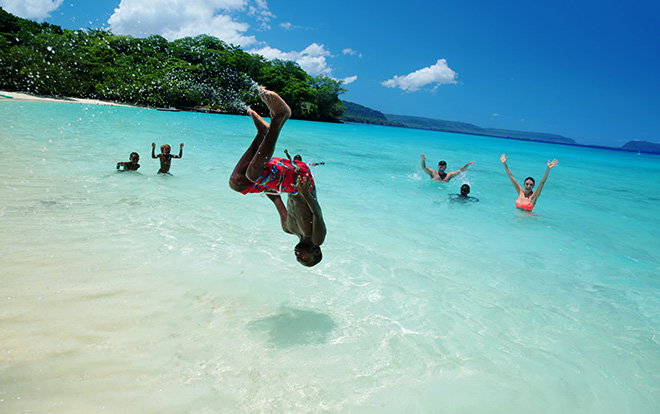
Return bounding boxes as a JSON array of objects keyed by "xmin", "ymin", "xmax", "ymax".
[{"xmin": 0, "ymin": 8, "xmax": 346, "ymax": 121}]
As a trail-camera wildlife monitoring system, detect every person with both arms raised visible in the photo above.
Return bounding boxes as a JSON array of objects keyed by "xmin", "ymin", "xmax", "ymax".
[{"xmin": 420, "ymin": 154, "xmax": 474, "ymax": 182}]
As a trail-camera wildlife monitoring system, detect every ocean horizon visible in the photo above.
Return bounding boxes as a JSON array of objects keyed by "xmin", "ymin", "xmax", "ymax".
[{"xmin": 1, "ymin": 99, "xmax": 659, "ymax": 413}]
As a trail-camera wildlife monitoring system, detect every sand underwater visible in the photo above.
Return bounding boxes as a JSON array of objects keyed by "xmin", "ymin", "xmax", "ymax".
[{"xmin": 1, "ymin": 97, "xmax": 660, "ymax": 413}]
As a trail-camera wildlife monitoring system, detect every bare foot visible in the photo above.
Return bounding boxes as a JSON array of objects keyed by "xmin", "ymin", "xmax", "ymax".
[
  {"xmin": 247, "ymin": 108, "xmax": 269, "ymax": 136},
  {"xmin": 260, "ymin": 89, "xmax": 291, "ymax": 121}
]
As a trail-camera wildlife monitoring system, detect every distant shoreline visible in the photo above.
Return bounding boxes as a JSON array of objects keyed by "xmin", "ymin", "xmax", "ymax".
[
  {"xmin": 382, "ymin": 123, "xmax": 659, "ymax": 155},
  {"xmin": 3, "ymin": 90, "xmax": 658, "ymax": 155},
  {"xmin": 0, "ymin": 90, "xmax": 237, "ymax": 115},
  {"xmin": 0, "ymin": 90, "xmax": 139, "ymax": 108},
  {"xmin": 340, "ymin": 101, "xmax": 660, "ymax": 155}
]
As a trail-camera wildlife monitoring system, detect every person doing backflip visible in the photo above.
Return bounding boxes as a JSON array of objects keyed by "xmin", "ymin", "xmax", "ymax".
[{"xmin": 229, "ymin": 88, "xmax": 326, "ymax": 267}]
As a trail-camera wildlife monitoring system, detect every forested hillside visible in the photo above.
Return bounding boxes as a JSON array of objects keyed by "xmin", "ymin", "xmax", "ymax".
[
  {"xmin": 339, "ymin": 101, "xmax": 403, "ymax": 126},
  {"xmin": 0, "ymin": 8, "xmax": 345, "ymax": 121}
]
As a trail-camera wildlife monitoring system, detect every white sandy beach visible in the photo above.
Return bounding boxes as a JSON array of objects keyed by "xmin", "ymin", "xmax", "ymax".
[{"xmin": 0, "ymin": 90, "xmax": 136, "ymax": 107}]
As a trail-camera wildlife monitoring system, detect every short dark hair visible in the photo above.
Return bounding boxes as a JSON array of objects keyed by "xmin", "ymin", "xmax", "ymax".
[
  {"xmin": 295, "ymin": 241, "xmax": 323, "ymax": 267},
  {"xmin": 308, "ymin": 248, "xmax": 322, "ymax": 266},
  {"xmin": 438, "ymin": 160, "xmax": 447, "ymax": 167},
  {"xmin": 460, "ymin": 184, "xmax": 470, "ymax": 195}
]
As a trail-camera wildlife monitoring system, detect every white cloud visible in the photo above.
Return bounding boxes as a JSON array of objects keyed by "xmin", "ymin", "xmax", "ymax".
[
  {"xmin": 341, "ymin": 75, "xmax": 357, "ymax": 85},
  {"xmin": 382, "ymin": 59, "xmax": 457, "ymax": 92},
  {"xmin": 0, "ymin": 0, "xmax": 63, "ymax": 20},
  {"xmin": 248, "ymin": 43, "xmax": 357, "ymax": 84},
  {"xmin": 248, "ymin": 42, "xmax": 332, "ymax": 76},
  {"xmin": 247, "ymin": 0, "xmax": 274, "ymax": 30},
  {"xmin": 107, "ymin": 0, "xmax": 272, "ymax": 46},
  {"xmin": 342, "ymin": 48, "xmax": 362, "ymax": 58}
]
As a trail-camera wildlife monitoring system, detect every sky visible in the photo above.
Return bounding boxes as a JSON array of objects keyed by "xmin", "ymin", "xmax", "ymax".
[{"xmin": 2, "ymin": 0, "xmax": 659, "ymax": 147}]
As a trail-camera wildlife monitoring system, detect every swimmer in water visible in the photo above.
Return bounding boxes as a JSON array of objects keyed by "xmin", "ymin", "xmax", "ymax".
[
  {"xmin": 450, "ymin": 184, "xmax": 479, "ymax": 203},
  {"xmin": 152, "ymin": 142, "xmax": 183, "ymax": 174},
  {"xmin": 420, "ymin": 154, "xmax": 474, "ymax": 182},
  {"xmin": 500, "ymin": 154, "xmax": 558, "ymax": 212},
  {"xmin": 116, "ymin": 152, "xmax": 140, "ymax": 171},
  {"xmin": 229, "ymin": 88, "xmax": 326, "ymax": 267},
  {"xmin": 284, "ymin": 149, "xmax": 325, "ymax": 166}
]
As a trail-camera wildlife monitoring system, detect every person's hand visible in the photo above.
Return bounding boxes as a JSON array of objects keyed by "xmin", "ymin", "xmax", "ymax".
[
  {"xmin": 467, "ymin": 161, "xmax": 475, "ymax": 166},
  {"xmin": 420, "ymin": 154, "xmax": 427, "ymax": 160},
  {"xmin": 548, "ymin": 159, "xmax": 558, "ymax": 169},
  {"xmin": 180, "ymin": 143, "xmax": 184, "ymax": 148},
  {"xmin": 500, "ymin": 154, "xmax": 508, "ymax": 164},
  {"xmin": 152, "ymin": 142, "xmax": 156, "ymax": 148},
  {"xmin": 293, "ymin": 175, "xmax": 313, "ymax": 194}
]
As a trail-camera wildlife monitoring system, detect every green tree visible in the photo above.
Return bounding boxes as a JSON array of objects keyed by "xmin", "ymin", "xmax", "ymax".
[{"xmin": 0, "ymin": 8, "xmax": 347, "ymax": 120}]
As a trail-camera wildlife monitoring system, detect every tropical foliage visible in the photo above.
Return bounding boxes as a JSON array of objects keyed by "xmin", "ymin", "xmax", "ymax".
[{"xmin": 0, "ymin": 8, "xmax": 346, "ymax": 121}]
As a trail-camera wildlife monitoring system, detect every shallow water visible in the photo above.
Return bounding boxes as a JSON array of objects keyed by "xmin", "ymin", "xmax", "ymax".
[{"xmin": 1, "ymin": 100, "xmax": 659, "ymax": 413}]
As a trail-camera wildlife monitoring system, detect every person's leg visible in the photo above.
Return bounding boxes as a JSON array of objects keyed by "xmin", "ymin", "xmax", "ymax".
[
  {"xmin": 246, "ymin": 90, "xmax": 291, "ymax": 182},
  {"xmin": 229, "ymin": 108, "xmax": 270, "ymax": 192}
]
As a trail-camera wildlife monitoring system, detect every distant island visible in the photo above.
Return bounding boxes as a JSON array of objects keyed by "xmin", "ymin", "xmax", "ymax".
[{"xmin": 339, "ymin": 101, "xmax": 660, "ymax": 155}]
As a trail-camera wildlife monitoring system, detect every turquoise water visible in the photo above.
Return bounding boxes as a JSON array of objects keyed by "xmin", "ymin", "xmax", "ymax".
[{"xmin": 1, "ymin": 100, "xmax": 659, "ymax": 413}]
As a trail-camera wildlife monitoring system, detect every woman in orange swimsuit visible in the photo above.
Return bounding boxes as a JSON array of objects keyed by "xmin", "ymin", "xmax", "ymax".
[{"xmin": 500, "ymin": 154, "xmax": 558, "ymax": 212}]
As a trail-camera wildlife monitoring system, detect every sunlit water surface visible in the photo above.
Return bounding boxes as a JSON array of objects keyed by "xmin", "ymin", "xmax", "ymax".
[{"xmin": 1, "ymin": 100, "xmax": 659, "ymax": 413}]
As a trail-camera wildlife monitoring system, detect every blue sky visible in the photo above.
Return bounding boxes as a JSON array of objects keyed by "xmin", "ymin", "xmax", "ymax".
[{"xmin": 2, "ymin": 0, "xmax": 659, "ymax": 147}]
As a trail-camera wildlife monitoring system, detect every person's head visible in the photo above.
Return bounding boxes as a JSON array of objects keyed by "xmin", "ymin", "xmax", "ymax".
[
  {"xmin": 161, "ymin": 144, "xmax": 171, "ymax": 153},
  {"xmin": 524, "ymin": 177, "xmax": 535, "ymax": 193},
  {"xmin": 294, "ymin": 241, "xmax": 322, "ymax": 267},
  {"xmin": 293, "ymin": 154, "xmax": 302, "ymax": 162},
  {"xmin": 130, "ymin": 152, "xmax": 139, "ymax": 163},
  {"xmin": 460, "ymin": 184, "xmax": 470, "ymax": 196},
  {"xmin": 438, "ymin": 160, "xmax": 447, "ymax": 172}
]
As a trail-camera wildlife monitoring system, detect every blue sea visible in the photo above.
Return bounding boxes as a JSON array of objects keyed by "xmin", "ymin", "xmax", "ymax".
[{"xmin": 1, "ymin": 100, "xmax": 659, "ymax": 413}]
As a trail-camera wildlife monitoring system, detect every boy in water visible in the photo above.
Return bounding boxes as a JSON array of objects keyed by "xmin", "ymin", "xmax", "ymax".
[
  {"xmin": 284, "ymin": 149, "xmax": 325, "ymax": 166},
  {"xmin": 229, "ymin": 89, "xmax": 326, "ymax": 267},
  {"xmin": 152, "ymin": 142, "xmax": 183, "ymax": 174},
  {"xmin": 117, "ymin": 152, "xmax": 140, "ymax": 171},
  {"xmin": 450, "ymin": 184, "xmax": 479, "ymax": 203}
]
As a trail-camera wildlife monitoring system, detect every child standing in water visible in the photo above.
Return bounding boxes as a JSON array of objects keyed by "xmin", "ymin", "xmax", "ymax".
[
  {"xmin": 116, "ymin": 152, "xmax": 140, "ymax": 171},
  {"xmin": 152, "ymin": 142, "xmax": 183, "ymax": 174},
  {"xmin": 284, "ymin": 149, "xmax": 325, "ymax": 166}
]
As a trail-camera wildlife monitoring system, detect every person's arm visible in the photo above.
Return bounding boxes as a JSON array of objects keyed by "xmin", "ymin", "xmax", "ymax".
[
  {"xmin": 447, "ymin": 161, "xmax": 475, "ymax": 179},
  {"xmin": 420, "ymin": 154, "xmax": 436, "ymax": 178},
  {"xmin": 173, "ymin": 143, "xmax": 184, "ymax": 159},
  {"xmin": 266, "ymin": 193, "xmax": 291, "ymax": 234},
  {"xmin": 151, "ymin": 143, "xmax": 157, "ymax": 159},
  {"xmin": 284, "ymin": 149, "xmax": 292, "ymax": 161},
  {"xmin": 295, "ymin": 176, "xmax": 326, "ymax": 246},
  {"xmin": 500, "ymin": 154, "xmax": 522, "ymax": 194},
  {"xmin": 531, "ymin": 159, "xmax": 558, "ymax": 204}
]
